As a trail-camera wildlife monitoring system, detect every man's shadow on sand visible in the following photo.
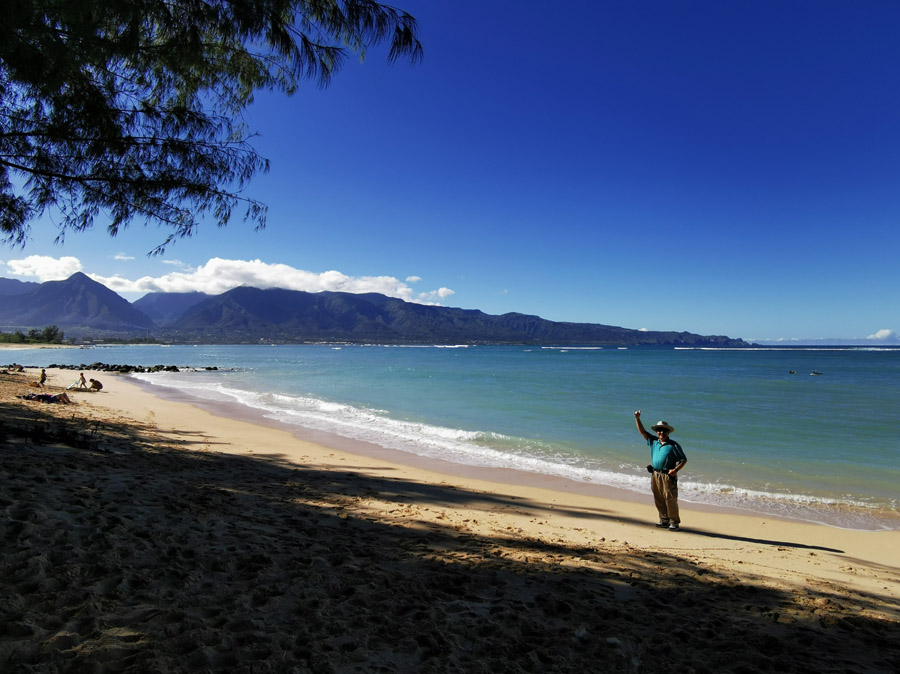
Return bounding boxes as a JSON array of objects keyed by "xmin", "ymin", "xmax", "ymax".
[{"xmin": 677, "ymin": 527, "xmax": 844, "ymax": 553}]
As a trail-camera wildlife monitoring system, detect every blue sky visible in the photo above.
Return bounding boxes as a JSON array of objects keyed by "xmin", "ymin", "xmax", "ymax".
[{"xmin": 2, "ymin": 0, "xmax": 899, "ymax": 344}]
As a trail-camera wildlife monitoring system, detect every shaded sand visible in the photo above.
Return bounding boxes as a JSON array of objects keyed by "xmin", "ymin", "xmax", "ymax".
[{"xmin": 2, "ymin": 368, "xmax": 899, "ymax": 673}]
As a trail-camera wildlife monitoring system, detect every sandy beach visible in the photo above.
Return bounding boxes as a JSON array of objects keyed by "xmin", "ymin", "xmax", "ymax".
[{"xmin": 2, "ymin": 366, "xmax": 898, "ymax": 673}]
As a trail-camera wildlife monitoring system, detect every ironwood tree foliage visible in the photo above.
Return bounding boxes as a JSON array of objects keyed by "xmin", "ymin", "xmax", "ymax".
[{"xmin": 0, "ymin": 0, "xmax": 422, "ymax": 252}]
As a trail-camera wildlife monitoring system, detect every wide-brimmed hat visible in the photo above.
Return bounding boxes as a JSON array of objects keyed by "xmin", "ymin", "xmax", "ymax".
[{"xmin": 651, "ymin": 421, "xmax": 674, "ymax": 433}]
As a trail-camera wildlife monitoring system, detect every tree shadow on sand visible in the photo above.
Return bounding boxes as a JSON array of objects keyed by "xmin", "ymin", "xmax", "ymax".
[{"xmin": 1, "ymin": 399, "xmax": 898, "ymax": 674}]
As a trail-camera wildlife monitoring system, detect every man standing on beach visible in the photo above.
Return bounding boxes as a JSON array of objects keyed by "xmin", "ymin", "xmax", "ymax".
[{"xmin": 634, "ymin": 411, "xmax": 687, "ymax": 531}]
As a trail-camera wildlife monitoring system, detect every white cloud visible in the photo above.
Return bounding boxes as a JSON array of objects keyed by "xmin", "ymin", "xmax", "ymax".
[
  {"xmin": 75, "ymin": 257, "xmax": 455, "ymax": 305},
  {"xmin": 4, "ymin": 255, "xmax": 83, "ymax": 281},
  {"xmin": 112, "ymin": 253, "xmax": 135, "ymax": 261},
  {"xmin": 753, "ymin": 332, "xmax": 900, "ymax": 345},
  {"xmin": 416, "ymin": 287, "xmax": 455, "ymax": 304},
  {"xmin": 406, "ymin": 275, "xmax": 422, "ymax": 283}
]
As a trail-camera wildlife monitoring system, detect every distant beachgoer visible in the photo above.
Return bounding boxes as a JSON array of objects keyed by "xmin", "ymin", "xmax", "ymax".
[
  {"xmin": 634, "ymin": 411, "xmax": 687, "ymax": 531},
  {"xmin": 67, "ymin": 372, "xmax": 89, "ymax": 390},
  {"xmin": 22, "ymin": 392, "xmax": 72, "ymax": 404},
  {"xmin": 89, "ymin": 378, "xmax": 103, "ymax": 391},
  {"xmin": 38, "ymin": 368, "xmax": 47, "ymax": 387}
]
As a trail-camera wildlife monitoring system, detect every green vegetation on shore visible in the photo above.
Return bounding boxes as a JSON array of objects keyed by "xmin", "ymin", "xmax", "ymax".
[{"xmin": 0, "ymin": 325, "xmax": 64, "ymax": 345}]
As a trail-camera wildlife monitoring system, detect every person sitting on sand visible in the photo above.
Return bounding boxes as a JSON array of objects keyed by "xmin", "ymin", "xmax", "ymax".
[
  {"xmin": 21, "ymin": 392, "xmax": 72, "ymax": 404},
  {"xmin": 88, "ymin": 378, "xmax": 103, "ymax": 391}
]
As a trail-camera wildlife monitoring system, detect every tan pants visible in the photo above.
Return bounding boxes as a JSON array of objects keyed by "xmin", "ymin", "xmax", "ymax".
[{"xmin": 651, "ymin": 472, "xmax": 680, "ymax": 524}]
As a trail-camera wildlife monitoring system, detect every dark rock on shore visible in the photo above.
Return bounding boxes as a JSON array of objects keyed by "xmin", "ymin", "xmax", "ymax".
[{"xmin": 48, "ymin": 363, "xmax": 184, "ymax": 374}]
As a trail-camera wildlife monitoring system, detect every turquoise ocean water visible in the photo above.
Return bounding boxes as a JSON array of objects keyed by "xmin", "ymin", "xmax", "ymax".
[{"xmin": 12, "ymin": 344, "xmax": 900, "ymax": 530}]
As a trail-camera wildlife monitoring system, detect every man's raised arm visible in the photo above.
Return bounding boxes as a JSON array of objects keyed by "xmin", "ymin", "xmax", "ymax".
[{"xmin": 634, "ymin": 410, "xmax": 652, "ymax": 441}]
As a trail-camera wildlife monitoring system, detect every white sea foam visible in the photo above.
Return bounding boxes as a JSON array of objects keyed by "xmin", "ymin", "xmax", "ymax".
[{"xmin": 541, "ymin": 346, "xmax": 604, "ymax": 350}]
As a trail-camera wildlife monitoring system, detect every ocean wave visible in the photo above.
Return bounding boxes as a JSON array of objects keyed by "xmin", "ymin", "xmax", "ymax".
[{"xmin": 541, "ymin": 346, "xmax": 604, "ymax": 350}]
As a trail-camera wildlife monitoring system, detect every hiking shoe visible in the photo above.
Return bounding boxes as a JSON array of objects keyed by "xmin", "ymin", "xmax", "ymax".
[
  {"xmin": 668, "ymin": 523, "xmax": 680, "ymax": 531},
  {"xmin": 655, "ymin": 520, "xmax": 670, "ymax": 528}
]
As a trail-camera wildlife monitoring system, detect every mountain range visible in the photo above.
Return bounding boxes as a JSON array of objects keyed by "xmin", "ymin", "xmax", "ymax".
[
  {"xmin": 0, "ymin": 273, "xmax": 155, "ymax": 332},
  {"xmin": 0, "ymin": 273, "xmax": 750, "ymax": 346}
]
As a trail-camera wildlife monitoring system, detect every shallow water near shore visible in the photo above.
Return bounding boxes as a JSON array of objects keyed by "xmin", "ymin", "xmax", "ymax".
[{"xmin": 13, "ymin": 343, "xmax": 900, "ymax": 530}]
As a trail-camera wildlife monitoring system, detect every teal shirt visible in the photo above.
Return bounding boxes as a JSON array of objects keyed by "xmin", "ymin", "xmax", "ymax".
[{"xmin": 647, "ymin": 437, "xmax": 686, "ymax": 471}]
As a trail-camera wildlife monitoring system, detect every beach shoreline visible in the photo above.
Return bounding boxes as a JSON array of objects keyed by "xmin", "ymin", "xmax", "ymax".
[
  {"xmin": 0, "ymin": 343, "xmax": 78, "ymax": 350},
  {"xmin": 124, "ymin": 373, "xmax": 887, "ymax": 529},
  {"xmin": 10, "ymin": 367, "xmax": 900, "ymax": 549},
  {"xmin": 2, "ymin": 367, "xmax": 899, "ymax": 672},
  {"xmin": 93, "ymin": 366, "xmax": 900, "ymax": 533},
  {"xmin": 5, "ymin": 343, "xmax": 899, "ymax": 531}
]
